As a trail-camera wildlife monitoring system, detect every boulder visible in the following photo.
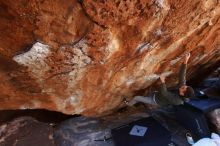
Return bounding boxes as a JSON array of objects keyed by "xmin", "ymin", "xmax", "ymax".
[
  {"xmin": 54, "ymin": 108, "xmax": 149, "ymax": 146},
  {"xmin": 54, "ymin": 108, "xmax": 190, "ymax": 146},
  {"xmin": 208, "ymin": 108, "xmax": 220, "ymax": 134},
  {"xmin": 0, "ymin": 0, "xmax": 220, "ymax": 116},
  {"xmin": 0, "ymin": 117, "xmax": 54, "ymax": 146}
]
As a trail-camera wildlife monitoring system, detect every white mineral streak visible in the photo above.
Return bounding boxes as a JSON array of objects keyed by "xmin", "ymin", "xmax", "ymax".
[
  {"xmin": 202, "ymin": 0, "xmax": 218, "ymax": 11},
  {"xmin": 13, "ymin": 42, "xmax": 50, "ymax": 81},
  {"xmin": 71, "ymin": 39, "xmax": 91, "ymax": 67},
  {"xmin": 135, "ymin": 43, "xmax": 152, "ymax": 54},
  {"xmin": 193, "ymin": 54, "xmax": 208, "ymax": 63},
  {"xmin": 143, "ymin": 71, "xmax": 172, "ymax": 84},
  {"xmin": 126, "ymin": 78, "xmax": 135, "ymax": 86},
  {"xmin": 52, "ymin": 40, "xmax": 90, "ymax": 114},
  {"xmin": 144, "ymin": 74, "xmax": 158, "ymax": 81},
  {"xmin": 106, "ymin": 32, "xmax": 120, "ymax": 60},
  {"xmin": 155, "ymin": 0, "xmax": 170, "ymax": 10},
  {"xmin": 155, "ymin": 0, "xmax": 165, "ymax": 8},
  {"xmin": 170, "ymin": 58, "xmax": 182, "ymax": 65},
  {"xmin": 13, "ymin": 40, "xmax": 91, "ymax": 114}
]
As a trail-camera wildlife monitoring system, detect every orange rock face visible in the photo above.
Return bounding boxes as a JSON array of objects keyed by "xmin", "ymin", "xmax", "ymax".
[{"xmin": 0, "ymin": 0, "xmax": 220, "ymax": 116}]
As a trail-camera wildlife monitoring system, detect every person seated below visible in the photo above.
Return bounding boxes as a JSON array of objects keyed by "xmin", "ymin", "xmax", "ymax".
[{"xmin": 127, "ymin": 53, "xmax": 195, "ymax": 107}]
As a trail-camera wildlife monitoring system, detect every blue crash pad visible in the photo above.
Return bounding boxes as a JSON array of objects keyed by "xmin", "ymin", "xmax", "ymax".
[
  {"xmin": 185, "ymin": 97, "xmax": 220, "ymax": 113},
  {"xmin": 111, "ymin": 117, "xmax": 177, "ymax": 146}
]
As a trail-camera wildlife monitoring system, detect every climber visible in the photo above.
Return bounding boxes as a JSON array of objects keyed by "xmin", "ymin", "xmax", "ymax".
[{"xmin": 127, "ymin": 53, "xmax": 195, "ymax": 107}]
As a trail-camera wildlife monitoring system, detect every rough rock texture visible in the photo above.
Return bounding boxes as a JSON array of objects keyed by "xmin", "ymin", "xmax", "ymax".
[
  {"xmin": 54, "ymin": 110, "xmax": 149, "ymax": 146},
  {"xmin": 54, "ymin": 108, "xmax": 190, "ymax": 146},
  {"xmin": 0, "ymin": 0, "xmax": 220, "ymax": 116},
  {"xmin": 208, "ymin": 109, "xmax": 220, "ymax": 134},
  {"xmin": 0, "ymin": 117, "xmax": 54, "ymax": 146}
]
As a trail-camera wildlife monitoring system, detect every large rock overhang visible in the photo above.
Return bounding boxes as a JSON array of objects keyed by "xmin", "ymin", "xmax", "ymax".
[{"xmin": 0, "ymin": 0, "xmax": 220, "ymax": 116}]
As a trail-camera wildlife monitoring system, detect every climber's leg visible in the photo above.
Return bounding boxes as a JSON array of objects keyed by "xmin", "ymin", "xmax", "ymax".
[{"xmin": 127, "ymin": 95, "xmax": 157, "ymax": 106}]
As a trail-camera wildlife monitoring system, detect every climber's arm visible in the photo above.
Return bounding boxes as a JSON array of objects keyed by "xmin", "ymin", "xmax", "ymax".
[
  {"xmin": 178, "ymin": 53, "xmax": 190, "ymax": 86},
  {"xmin": 159, "ymin": 75, "xmax": 168, "ymax": 94}
]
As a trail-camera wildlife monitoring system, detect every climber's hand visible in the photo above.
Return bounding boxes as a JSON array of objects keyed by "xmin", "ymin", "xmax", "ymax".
[
  {"xmin": 184, "ymin": 53, "xmax": 191, "ymax": 64},
  {"xmin": 160, "ymin": 75, "xmax": 166, "ymax": 83}
]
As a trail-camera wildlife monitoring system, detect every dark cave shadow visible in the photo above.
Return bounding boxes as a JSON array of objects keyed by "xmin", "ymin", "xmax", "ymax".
[{"xmin": 0, "ymin": 109, "xmax": 80, "ymax": 124}]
